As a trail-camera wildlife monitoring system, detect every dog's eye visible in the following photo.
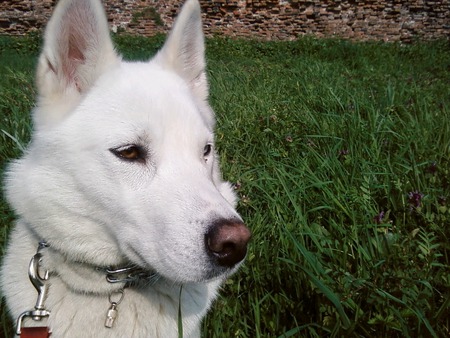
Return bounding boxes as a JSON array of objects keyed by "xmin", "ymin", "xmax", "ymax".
[
  {"xmin": 110, "ymin": 145, "xmax": 146, "ymax": 163},
  {"xmin": 203, "ymin": 144, "xmax": 212, "ymax": 158}
]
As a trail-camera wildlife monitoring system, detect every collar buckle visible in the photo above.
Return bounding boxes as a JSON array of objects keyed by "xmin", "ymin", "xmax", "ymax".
[{"xmin": 105, "ymin": 266, "xmax": 157, "ymax": 285}]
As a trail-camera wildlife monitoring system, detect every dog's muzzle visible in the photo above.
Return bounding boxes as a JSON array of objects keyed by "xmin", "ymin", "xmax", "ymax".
[{"xmin": 205, "ymin": 219, "xmax": 251, "ymax": 267}]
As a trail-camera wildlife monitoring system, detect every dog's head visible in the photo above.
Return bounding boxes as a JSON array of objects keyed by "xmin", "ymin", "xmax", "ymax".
[{"xmin": 5, "ymin": 0, "xmax": 250, "ymax": 283}]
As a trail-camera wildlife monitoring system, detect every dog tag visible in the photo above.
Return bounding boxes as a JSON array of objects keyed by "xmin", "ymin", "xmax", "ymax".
[{"xmin": 104, "ymin": 302, "xmax": 118, "ymax": 328}]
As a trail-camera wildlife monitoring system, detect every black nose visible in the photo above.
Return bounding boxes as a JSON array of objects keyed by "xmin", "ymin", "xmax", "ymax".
[{"xmin": 205, "ymin": 219, "xmax": 251, "ymax": 267}]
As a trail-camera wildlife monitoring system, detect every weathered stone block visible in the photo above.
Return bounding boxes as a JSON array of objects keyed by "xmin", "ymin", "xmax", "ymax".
[{"xmin": 0, "ymin": 0, "xmax": 448, "ymax": 42}]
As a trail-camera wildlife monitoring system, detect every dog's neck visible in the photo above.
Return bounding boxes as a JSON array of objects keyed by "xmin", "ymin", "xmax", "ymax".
[{"xmin": 39, "ymin": 242, "xmax": 160, "ymax": 296}]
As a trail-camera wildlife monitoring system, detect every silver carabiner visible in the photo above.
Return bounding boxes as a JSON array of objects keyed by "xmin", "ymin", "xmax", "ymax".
[
  {"xmin": 28, "ymin": 251, "xmax": 50, "ymax": 317},
  {"xmin": 16, "ymin": 242, "xmax": 51, "ymax": 335}
]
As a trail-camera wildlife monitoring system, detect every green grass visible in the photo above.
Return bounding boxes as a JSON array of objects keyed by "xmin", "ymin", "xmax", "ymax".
[{"xmin": 1, "ymin": 34, "xmax": 449, "ymax": 337}]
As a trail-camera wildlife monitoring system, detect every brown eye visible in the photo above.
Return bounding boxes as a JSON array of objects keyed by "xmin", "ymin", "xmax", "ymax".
[
  {"xmin": 110, "ymin": 145, "xmax": 146, "ymax": 163},
  {"xmin": 120, "ymin": 147, "xmax": 139, "ymax": 159}
]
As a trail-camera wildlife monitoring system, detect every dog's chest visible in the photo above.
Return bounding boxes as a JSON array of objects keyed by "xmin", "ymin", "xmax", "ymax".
[{"xmin": 40, "ymin": 280, "xmax": 202, "ymax": 337}]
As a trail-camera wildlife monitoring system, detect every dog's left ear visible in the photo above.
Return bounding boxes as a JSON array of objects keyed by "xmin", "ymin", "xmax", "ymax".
[{"xmin": 154, "ymin": 0, "xmax": 209, "ymax": 108}]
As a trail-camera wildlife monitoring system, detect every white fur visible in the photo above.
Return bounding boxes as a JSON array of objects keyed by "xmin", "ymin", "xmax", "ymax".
[{"xmin": 1, "ymin": 0, "xmax": 245, "ymax": 336}]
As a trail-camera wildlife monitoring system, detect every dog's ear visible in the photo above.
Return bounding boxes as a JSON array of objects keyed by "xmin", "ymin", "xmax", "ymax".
[
  {"xmin": 35, "ymin": 0, "xmax": 120, "ymax": 129},
  {"xmin": 154, "ymin": 0, "xmax": 209, "ymax": 107}
]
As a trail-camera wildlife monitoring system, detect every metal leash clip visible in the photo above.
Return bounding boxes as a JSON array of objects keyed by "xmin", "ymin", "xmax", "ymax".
[{"xmin": 16, "ymin": 242, "xmax": 51, "ymax": 336}]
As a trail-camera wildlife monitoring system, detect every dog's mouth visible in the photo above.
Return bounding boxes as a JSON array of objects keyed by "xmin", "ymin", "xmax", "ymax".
[{"xmin": 120, "ymin": 218, "xmax": 251, "ymax": 284}]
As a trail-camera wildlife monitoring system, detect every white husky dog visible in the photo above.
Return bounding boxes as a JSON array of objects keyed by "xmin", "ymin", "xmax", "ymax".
[{"xmin": 0, "ymin": 0, "xmax": 251, "ymax": 336}]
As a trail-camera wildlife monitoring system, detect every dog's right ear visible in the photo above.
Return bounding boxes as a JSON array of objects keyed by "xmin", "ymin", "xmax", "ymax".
[{"xmin": 35, "ymin": 0, "xmax": 120, "ymax": 129}]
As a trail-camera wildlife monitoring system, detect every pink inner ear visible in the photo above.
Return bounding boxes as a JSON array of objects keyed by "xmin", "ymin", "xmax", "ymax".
[
  {"xmin": 68, "ymin": 30, "xmax": 87, "ymax": 91},
  {"xmin": 68, "ymin": 31, "xmax": 87, "ymax": 63},
  {"xmin": 59, "ymin": 5, "xmax": 92, "ymax": 91}
]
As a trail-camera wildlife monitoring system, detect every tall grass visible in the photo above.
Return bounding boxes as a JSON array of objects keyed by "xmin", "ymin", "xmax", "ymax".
[{"xmin": 1, "ymin": 34, "xmax": 449, "ymax": 337}]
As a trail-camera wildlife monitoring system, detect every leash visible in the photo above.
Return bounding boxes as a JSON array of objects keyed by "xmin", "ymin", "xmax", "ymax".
[{"xmin": 19, "ymin": 327, "xmax": 51, "ymax": 338}]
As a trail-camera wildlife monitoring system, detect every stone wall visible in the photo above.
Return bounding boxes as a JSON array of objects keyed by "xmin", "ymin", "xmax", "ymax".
[{"xmin": 0, "ymin": 0, "xmax": 449, "ymax": 42}]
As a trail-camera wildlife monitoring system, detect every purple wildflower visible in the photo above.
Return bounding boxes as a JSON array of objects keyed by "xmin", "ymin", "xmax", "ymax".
[
  {"xmin": 373, "ymin": 211, "xmax": 385, "ymax": 224},
  {"xmin": 339, "ymin": 149, "xmax": 349, "ymax": 157},
  {"xmin": 408, "ymin": 191, "xmax": 424, "ymax": 209},
  {"xmin": 425, "ymin": 162, "xmax": 437, "ymax": 175}
]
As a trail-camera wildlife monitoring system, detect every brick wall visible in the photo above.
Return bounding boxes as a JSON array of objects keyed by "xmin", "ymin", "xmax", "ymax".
[{"xmin": 1, "ymin": 0, "xmax": 449, "ymax": 42}]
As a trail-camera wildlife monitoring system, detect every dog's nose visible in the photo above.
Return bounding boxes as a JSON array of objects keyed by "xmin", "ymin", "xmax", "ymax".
[{"xmin": 205, "ymin": 219, "xmax": 251, "ymax": 267}]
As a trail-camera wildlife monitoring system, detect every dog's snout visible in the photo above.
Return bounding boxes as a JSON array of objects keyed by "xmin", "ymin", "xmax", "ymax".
[{"xmin": 205, "ymin": 219, "xmax": 251, "ymax": 267}]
